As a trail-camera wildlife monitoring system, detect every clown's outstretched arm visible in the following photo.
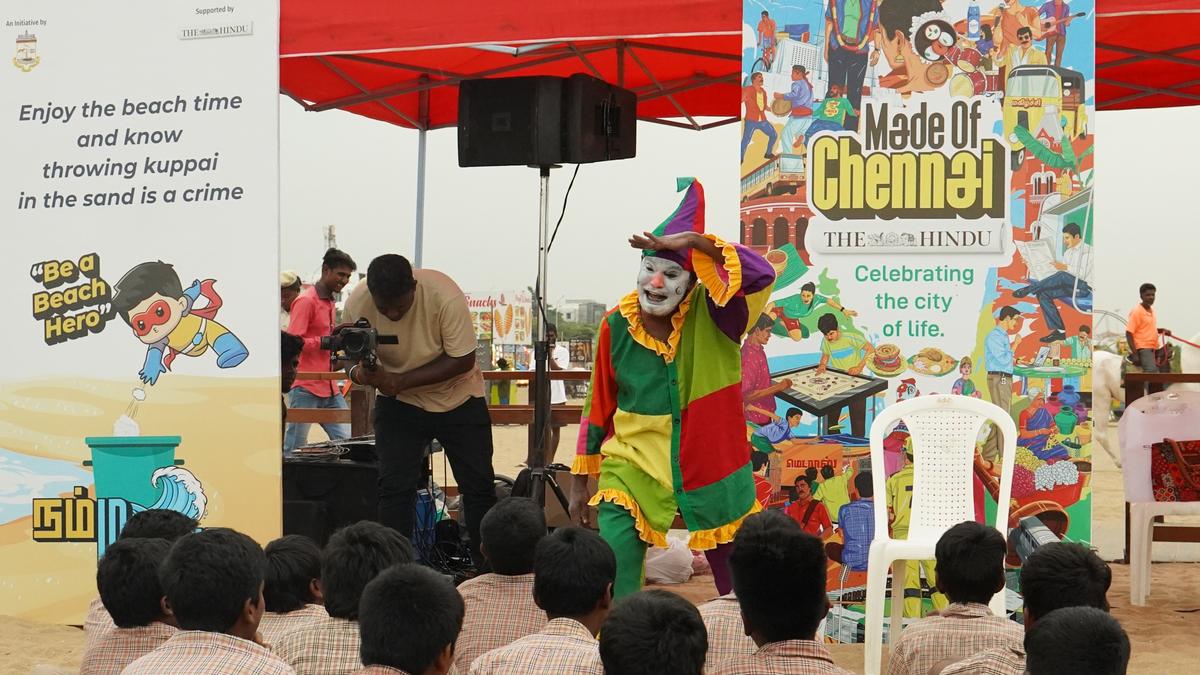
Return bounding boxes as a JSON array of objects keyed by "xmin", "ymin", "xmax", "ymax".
[
  {"xmin": 139, "ymin": 338, "xmax": 170, "ymax": 385},
  {"xmin": 691, "ymin": 232, "xmax": 776, "ymax": 340}
]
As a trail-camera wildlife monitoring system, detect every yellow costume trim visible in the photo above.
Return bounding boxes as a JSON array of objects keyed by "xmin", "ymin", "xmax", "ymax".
[
  {"xmin": 571, "ymin": 453, "xmax": 602, "ymax": 476},
  {"xmin": 690, "ymin": 233, "xmax": 742, "ymax": 308},
  {"xmin": 617, "ymin": 289, "xmax": 692, "ymax": 364},
  {"xmin": 687, "ymin": 499, "xmax": 763, "ymax": 551},
  {"xmin": 589, "ymin": 488, "xmax": 670, "ymax": 548}
]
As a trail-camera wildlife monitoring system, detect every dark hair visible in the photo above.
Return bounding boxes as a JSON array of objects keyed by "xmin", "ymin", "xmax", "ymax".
[
  {"xmin": 97, "ymin": 538, "xmax": 171, "ymax": 628},
  {"xmin": 1140, "ymin": 283, "xmax": 1156, "ymax": 294},
  {"xmin": 785, "ymin": 407, "xmax": 802, "ymax": 420},
  {"xmin": 322, "ymin": 247, "xmax": 357, "ymax": 272},
  {"xmin": 730, "ymin": 511, "xmax": 826, "ymax": 641},
  {"xmin": 281, "ymin": 331, "xmax": 304, "ymax": 364},
  {"xmin": 1017, "ymin": 26, "xmax": 1033, "ymax": 39},
  {"xmin": 546, "ymin": 322, "xmax": 558, "ymax": 335},
  {"xmin": 1079, "ymin": 324, "xmax": 1092, "ymax": 335},
  {"xmin": 801, "ymin": 282, "xmax": 816, "ymax": 294},
  {"xmin": 1020, "ymin": 543, "xmax": 1111, "ymax": 620},
  {"xmin": 366, "ymin": 254, "xmax": 416, "ymax": 300},
  {"xmin": 264, "ymin": 535, "xmax": 322, "ymax": 613},
  {"xmin": 533, "ymin": 526, "xmax": 615, "ymax": 617},
  {"xmin": 997, "ymin": 306, "xmax": 1020, "ymax": 321},
  {"xmin": 480, "ymin": 497, "xmax": 547, "ymax": 575},
  {"xmin": 805, "ymin": 467, "xmax": 819, "ymax": 482},
  {"xmin": 112, "ymin": 261, "xmax": 183, "ymax": 323},
  {"xmin": 119, "ymin": 509, "xmax": 198, "ymax": 542},
  {"xmin": 159, "ymin": 528, "xmax": 265, "ymax": 632},
  {"xmin": 359, "ymin": 564, "xmax": 464, "ymax": 673},
  {"xmin": 934, "ymin": 522, "xmax": 1006, "ymax": 605},
  {"xmin": 1025, "ymin": 607, "xmax": 1130, "ymax": 675},
  {"xmin": 980, "ymin": 24, "xmax": 993, "ymax": 40},
  {"xmin": 751, "ymin": 71, "xmax": 763, "ymax": 82},
  {"xmin": 761, "ymin": 10, "xmax": 768, "ymax": 15},
  {"xmin": 752, "ymin": 313, "xmax": 775, "ymax": 333},
  {"xmin": 322, "ymin": 521, "xmax": 414, "ymax": 619},
  {"xmin": 1063, "ymin": 223, "xmax": 1082, "ymax": 238},
  {"xmin": 794, "ymin": 475, "xmax": 813, "ymax": 490},
  {"xmin": 879, "ymin": 0, "xmax": 943, "ymax": 39},
  {"xmin": 599, "ymin": 590, "xmax": 707, "ymax": 675},
  {"xmin": 817, "ymin": 313, "xmax": 839, "ymax": 335},
  {"xmin": 854, "ymin": 471, "xmax": 874, "ymax": 499},
  {"xmin": 792, "ymin": 65, "xmax": 807, "ymax": 75},
  {"xmin": 751, "ymin": 450, "xmax": 769, "ymax": 472},
  {"xmin": 820, "ymin": 465, "xmax": 835, "ymax": 479}
]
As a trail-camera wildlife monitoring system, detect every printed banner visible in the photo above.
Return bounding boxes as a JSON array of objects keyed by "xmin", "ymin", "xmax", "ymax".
[
  {"xmin": 0, "ymin": 2, "xmax": 280, "ymax": 622},
  {"xmin": 741, "ymin": 0, "xmax": 1094, "ymax": 638},
  {"xmin": 467, "ymin": 290, "xmax": 534, "ymax": 345}
]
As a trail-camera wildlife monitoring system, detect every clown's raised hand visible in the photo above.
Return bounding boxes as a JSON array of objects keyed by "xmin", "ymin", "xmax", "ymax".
[{"xmin": 629, "ymin": 231, "xmax": 696, "ymax": 253}]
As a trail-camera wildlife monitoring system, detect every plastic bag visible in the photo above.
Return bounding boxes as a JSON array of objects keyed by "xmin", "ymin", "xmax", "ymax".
[{"xmin": 644, "ymin": 530, "xmax": 694, "ymax": 584}]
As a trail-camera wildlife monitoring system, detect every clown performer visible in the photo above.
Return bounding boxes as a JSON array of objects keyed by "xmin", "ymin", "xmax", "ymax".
[{"xmin": 568, "ymin": 178, "xmax": 776, "ymax": 598}]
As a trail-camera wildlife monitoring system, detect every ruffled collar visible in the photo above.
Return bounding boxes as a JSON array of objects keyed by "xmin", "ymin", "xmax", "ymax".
[{"xmin": 618, "ymin": 289, "xmax": 692, "ymax": 363}]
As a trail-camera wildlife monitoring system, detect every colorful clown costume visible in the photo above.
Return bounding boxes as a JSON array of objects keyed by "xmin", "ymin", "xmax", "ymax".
[{"xmin": 573, "ymin": 178, "xmax": 776, "ymax": 597}]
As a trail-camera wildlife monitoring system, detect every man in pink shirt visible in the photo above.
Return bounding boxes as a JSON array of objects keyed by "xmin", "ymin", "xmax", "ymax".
[{"xmin": 285, "ymin": 248, "xmax": 356, "ymax": 453}]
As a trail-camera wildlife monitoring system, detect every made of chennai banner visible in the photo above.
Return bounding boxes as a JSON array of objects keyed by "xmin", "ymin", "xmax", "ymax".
[
  {"xmin": 739, "ymin": 0, "xmax": 1094, "ymax": 640},
  {"xmin": 0, "ymin": 2, "xmax": 281, "ymax": 622}
]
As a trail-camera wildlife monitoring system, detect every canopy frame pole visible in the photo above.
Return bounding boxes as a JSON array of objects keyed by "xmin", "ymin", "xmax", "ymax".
[
  {"xmin": 625, "ymin": 46, "xmax": 701, "ymax": 130},
  {"xmin": 315, "ymin": 56, "xmax": 421, "ymax": 127},
  {"xmin": 415, "ymin": 75, "xmax": 430, "ymax": 268},
  {"xmin": 1097, "ymin": 77, "xmax": 1200, "ymax": 104}
]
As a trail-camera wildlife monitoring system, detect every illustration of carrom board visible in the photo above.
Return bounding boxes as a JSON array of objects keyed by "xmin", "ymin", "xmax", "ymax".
[
  {"xmin": 789, "ymin": 369, "xmax": 863, "ymax": 401},
  {"xmin": 769, "ymin": 365, "xmax": 887, "ymax": 419}
]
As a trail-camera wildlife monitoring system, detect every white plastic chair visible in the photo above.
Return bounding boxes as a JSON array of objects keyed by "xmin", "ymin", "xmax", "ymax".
[
  {"xmin": 1118, "ymin": 391, "xmax": 1200, "ymax": 605},
  {"xmin": 863, "ymin": 396, "xmax": 1016, "ymax": 675}
]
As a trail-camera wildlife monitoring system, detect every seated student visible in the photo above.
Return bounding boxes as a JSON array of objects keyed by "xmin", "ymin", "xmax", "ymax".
[
  {"xmin": 713, "ymin": 510, "xmax": 851, "ymax": 674},
  {"xmin": 80, "ymin": 538, "xmax": 177, "ymax": 674},
  {"xmin": 259, "ymin": 535, "xmax": 327, "ymax": 646},
  {"xmin": 122, "ymin": 528, "xmax": 293, "ymax": 674},
  {"xmin": 1025, "ymin": 607, "xmax": 1130, "ymax": 675},
  {"xmin": 886, "ymin": 522, "xmax": 1022, "ymax": 675},
  {"xmin": 454, "ymin": 497, "xmax": 549, "ymax": 672},
  {"xmin": 937, "ymin": 542, "xmax": 1113, "ymax": 675},
  {"xmin": 469, "ymin": 527, "xmax": 614, "ymax": 674},
  {"xmin": 353, "ymin": 564, "xmax": 465, "ymax": 675},
  {"xmin": 274, "ymin": 521, "xmax": 414, "ymax": 675},
  {"xmin": 599, "ymin": 590, "xmax": 707, "ymax": 675},
  {"xmin": 84, "ymin": 509, "xmax": 198, "ymax": 649},
  {"xmin": 699, "ymin": 591, "xmax": 757, "ymax": 666}
]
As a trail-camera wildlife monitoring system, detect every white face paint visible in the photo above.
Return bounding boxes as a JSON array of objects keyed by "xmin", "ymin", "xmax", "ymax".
[{"xmin": 637, "ymin": 256, "xmax": 692, "ymax": 317}]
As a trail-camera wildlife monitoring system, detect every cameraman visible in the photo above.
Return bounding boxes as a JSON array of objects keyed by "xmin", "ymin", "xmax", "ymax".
[{"xmin": 343, "ymin": 254, "xmax": 497, "ymax": 564}]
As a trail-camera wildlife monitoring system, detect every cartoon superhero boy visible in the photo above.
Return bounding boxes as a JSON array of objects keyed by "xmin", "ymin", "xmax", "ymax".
[{"xmin": 111, "ymin": 261, "xmax": 248, "ymax": 384}]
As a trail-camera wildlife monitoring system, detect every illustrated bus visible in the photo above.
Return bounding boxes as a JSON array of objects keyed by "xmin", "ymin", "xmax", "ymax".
[{"xmin": 741, "ymin": 154, "xmax": 805, "ymax": 201}]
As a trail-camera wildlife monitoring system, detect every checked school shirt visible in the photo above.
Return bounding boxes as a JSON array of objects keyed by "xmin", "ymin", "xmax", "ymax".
[
  {"xmin": 120, "ymin": 630, "xmax": 295, "ymax": 674},
  {"xmin": 573, "ymin": 234, "xmax": 776, "ymax": 549}
]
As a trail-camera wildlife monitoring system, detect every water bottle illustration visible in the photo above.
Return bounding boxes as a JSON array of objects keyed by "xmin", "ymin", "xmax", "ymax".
[{"xmin": 968, "ymin": 1, "xmax": 981, "ymax": 40}]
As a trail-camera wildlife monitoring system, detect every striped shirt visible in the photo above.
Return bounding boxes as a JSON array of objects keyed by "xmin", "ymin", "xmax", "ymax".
[
  {"xmin": 454, "ymin": 573, "xmax": 547, "ymax": 674},
  {"xmin": 352, "ymin": 668, "xmax": 411, "ymax": 675},
  {"xmin": 468, "ymin": 618, "xmax": 602, "ymax": 675},
  {"xmin": 885, "ymin": 603, "xmax": 1023, "ymax": 675},
  {"xmin": 259, "ymin": 604, "xmax": 328, "ymax": 648},
  {"xmin": 84, "ymin": 595, "xmax": 116, "ymax": 651},
  {"xmin": 120, "ymin": 630, "xmax": 295, "ymax": 674},
  {"xmin": 273, "ymin": 615, "xmax": 362, "ymax": 675},
  {"xmin": 80, "ymin": 621, "xmax": 175, "ymax": 674},
  {"xmin": 712, "ymin": 639, "xmax": 854, "ymax": 674},
  {"xmin": 698, "ymin": 593, "xmax": 756, "ymax": 668},
  {"xmin": 940, "ymin": 641, "xmax": 1026, "ymax": 675}
]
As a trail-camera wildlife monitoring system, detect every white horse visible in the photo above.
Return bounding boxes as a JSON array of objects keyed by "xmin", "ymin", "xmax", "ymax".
[{"xmin": 1091, "ymin": 332, "xmax": 1200, "ymax": 466}]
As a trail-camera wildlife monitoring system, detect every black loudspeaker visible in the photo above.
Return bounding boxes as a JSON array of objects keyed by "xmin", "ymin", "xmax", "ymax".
[
  {"xmin": 283, "ymin": 458, "xmax": 378, "ymax": 547},
  {"xmin": 458, "ymin": 74, "xmax": 637, "ymax": 167}
]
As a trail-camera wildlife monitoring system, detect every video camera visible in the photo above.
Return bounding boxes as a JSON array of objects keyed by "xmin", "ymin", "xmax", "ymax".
[{"xmin": 320, "ymin": 318, "xmax": 398, "ymax": 370}]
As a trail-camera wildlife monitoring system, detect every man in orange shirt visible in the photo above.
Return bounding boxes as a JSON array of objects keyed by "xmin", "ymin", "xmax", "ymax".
[
  {"xmin": 1127, "ymin": 283, "xmax": 1171, "ymax": 394},
  {"xmin": 741, "ymin": 72, "xmax": 778, "ymax": 163}
]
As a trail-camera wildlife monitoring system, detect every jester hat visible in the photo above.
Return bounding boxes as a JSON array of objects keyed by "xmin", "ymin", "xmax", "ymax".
[{"xmin": 642, "ymin": 177, "xmax": 705, "ymax": 271}]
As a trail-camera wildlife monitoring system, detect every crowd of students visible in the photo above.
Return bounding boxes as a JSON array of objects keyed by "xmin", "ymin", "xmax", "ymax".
[{"xmin": 80, "ymin": 503, "xmax": 1130, "ymax": 674}]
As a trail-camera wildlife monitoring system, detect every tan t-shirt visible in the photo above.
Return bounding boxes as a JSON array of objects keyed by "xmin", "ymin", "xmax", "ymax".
[{"xmin": 343, "ymin": 269, "xmax": 484, "ymax": 412}]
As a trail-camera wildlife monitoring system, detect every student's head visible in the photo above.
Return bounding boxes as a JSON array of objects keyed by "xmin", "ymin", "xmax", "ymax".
[
  {"xmin": 359, "ymin": 564, "xmax": 464, "ymax": 675},
  {"xmin": 820, "ymin": 465, "xmax": 835, "ymax": 480},
  {"xmin": 1139, "ymin": 282, "xmax": 1156, "ymax": 306},
  {"xmin": 280, "ymin": 271, "xmax": 302, "ymax": 312},
  {"xmin": 599, "ymin": 590, "xmax": 707, "ymax": 675},
  {"xmin": 748, "ymin": 313, "xmax": 775, "ymax": 346},
  {"xmin": 793, "ymin": 475, "xmax": 813, "ymax": 500},
  {"xmin": 281, "ymin": 331, "xmax": 304, "ymax": 393},
  {"xmin": 817, "ymin": 312, "xmax": 840, "ymax": 340},
  {"xmin": 1025, "ymin": 607, "xmax": 1130, "ymax": 675},
  {"xmin": 853, "ymin": 470, "xmax": 874, "ymax": 499},
  {"xmin": 1020, "ymin": 542, "xmax": 1111, "ymax": 627},
  {"xmin": 934, "ymin": 521, "xmax": 1007, "ymax": 605},
  {"xmin": 159, "ymin": 528, "xmax": 266, "ymax": 638},
  {"xmin": 112, "ymin": 261, "xmax": 186, "ymax": 346},
  {"xmin": 479, "ymin": 497, "xmax": 547, "ymax": 576},
  {"xmin": 97, "ymin": 538, "xmax": 172, "ymax": 628},
  {"xmin": 322, "ymin": 521, "xmax": 414, "ymax": 620},
  {"xmin": 367, "ymin": 253, "xmax": 418, "ymax": 322},
  {"xmin": 264, "ymin": 535, "xmax": 323, "ymax": 613},
  {"xmin": 320, "ymin": 247, "xmax": 357, "ymax": 294},
  {"xmin": 1062, "ymin": 223, "xmax": 1082, "ymax": 248},
  {"xmin": 786, "ymin": 407, "xmax": 803, "ymax": 427},
  {"xmin": 533, "ymin": 526, "xmax": 615, "ymax": 620},
  {"xmin": 119, "ymin": 509, "xmax": 198, "ymax": 542},
  {"xmin": 731, "ymin": 511, "xmax": 827, "ymax": 644},
  {"xmin": 751, "ymin": 450, "xmax": 770, "ymax": 473},
  {"xmin": 997, "ymin": 305, "xmax": 1021, "ymax": 330}
]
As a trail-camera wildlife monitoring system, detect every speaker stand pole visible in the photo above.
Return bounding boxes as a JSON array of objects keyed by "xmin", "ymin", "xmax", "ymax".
[{"xmin": 529, "ymin": 165, "xmax": 554, "ymax": 508}]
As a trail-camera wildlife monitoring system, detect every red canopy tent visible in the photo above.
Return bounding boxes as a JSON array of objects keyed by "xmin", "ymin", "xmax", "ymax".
[
  {"xmin": 280, "ymin": 0, "xmax": 741, "ymax": 264},
  {"xmin": 1098, "ymin": 0, "xmax": 1200, "ymax": 110}
]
